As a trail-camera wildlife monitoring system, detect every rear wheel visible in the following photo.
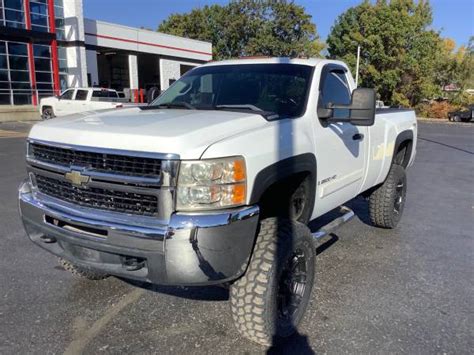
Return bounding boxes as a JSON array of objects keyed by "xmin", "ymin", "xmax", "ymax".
[
  {"xmin": 59, "ymin": 258, "xmax": 109, "ymax": 280},
  {"xmin": 41, "ymin": 106, "xmax": 54, "ymax": 120},
  {"xmin": 229, "ymin": 218, "xmax": 315, "ymax": 346},
  {"xmin": 368, "ymin": 164, "xmax": 407, "ymax": 229}
]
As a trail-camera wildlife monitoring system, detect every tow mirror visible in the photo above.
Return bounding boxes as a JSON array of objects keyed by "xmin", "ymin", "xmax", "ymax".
[{"xmin": 318, "ymin": 88, "xmax": 376, "ymax": 126}]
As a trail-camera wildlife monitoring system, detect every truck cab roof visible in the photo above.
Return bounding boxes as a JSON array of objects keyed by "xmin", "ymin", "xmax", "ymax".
[
  {"xmin": 70, "ymin": 87, "xmax": 117, "ymax": 92},
  {"xmin": 202, "ymin": 57, "xmax": 348, "ymax": 68}
]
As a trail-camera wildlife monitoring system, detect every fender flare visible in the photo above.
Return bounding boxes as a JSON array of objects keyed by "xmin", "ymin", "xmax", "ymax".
[
  {"xmin": 392, "ymin": 129, "xmax": 414, "ymax": 168},
  {"xmin": 249, "ymin": 153, "xmax": 317, "ymax": 212}
]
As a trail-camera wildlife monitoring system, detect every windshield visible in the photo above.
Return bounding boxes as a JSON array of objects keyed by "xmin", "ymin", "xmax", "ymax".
[{"xmin": 151, "ymin": 64, "xmax": 313, "ymax": 118}]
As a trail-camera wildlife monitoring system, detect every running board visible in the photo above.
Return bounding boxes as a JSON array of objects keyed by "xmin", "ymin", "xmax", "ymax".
[{"xmin": 312, "ymin": 206, "xmax": 355, "ymax": 240}]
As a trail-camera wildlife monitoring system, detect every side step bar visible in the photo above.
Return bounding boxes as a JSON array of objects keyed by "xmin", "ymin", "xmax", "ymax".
[{"xmin": 312, "ymin": 206, "xmax": 355, "ymax": 240}]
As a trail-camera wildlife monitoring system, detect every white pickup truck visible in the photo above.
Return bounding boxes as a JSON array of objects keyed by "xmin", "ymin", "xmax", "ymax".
[
  {"xmin": 39, "ymin": 87, "xmax": 127, "ymax": 120},
  {"xmin": 19, "ymin": 58, "xmax": 417, "ymax": 346}
]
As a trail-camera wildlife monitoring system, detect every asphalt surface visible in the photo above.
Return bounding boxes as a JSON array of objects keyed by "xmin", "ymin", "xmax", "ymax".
[{"xmin": 0, "ymin": 121, "xmax": 472, "ymax": 354}]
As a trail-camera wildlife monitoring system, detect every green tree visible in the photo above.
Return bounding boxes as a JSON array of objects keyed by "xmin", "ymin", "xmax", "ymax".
[
  {"xmin": 460, "ymin": 36, "xmax": 474, "ymax": 90},
  {"xmin": 327, "ymin": 0, "xmax": 444, "ymax": 106},
  {"xmin": 449, "ymin": 36, "xmax": 474, "ymax": 107},
  {"xmin": 158, "ymin": 0, "xmax": 324, "ymax": 60}
]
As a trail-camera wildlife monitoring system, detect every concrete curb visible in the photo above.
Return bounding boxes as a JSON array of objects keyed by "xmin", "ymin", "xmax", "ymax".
[
  {"xmin": 0, "ymin": 105, "xmax": 40, "ymax": 123},
  {"xmin": 417, "ymin": 118, "xmax": 473, "ymax": 126}
]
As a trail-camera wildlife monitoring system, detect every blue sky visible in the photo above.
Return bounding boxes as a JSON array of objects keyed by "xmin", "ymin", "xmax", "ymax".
[{"xmin": 83, "ymin": 0, "xmax": 474, "ymax": 47}]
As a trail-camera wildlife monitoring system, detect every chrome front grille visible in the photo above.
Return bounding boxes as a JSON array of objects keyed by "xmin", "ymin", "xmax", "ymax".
[
  {"xmin": 26, "ymin": 140, "xmax": 179, "ymax": 219},
  {"xmin": 30, "ymin": 142, "xmax": 162, "ymax": 178},
  {"xmin": 35, "ymin": 174, "xmax": 159, "ymax": 216}
]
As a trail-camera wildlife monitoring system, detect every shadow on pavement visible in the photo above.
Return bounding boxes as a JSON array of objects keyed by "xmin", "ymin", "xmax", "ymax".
[
  {"xmin": 315, "ymin": 233, "xmax": 339, "ymax": 255},
  {"xmin": 120, "ymin": 278, "xmax": 229, "ymax": 301},
  {"xmin": 308, "ymin": 195, "xmax": 371, "ymax": 231},
  {"xmin": 345, "ymin": 196, "xmax": 371, "ymax": 226},
  {"xmin": 267, "ymin": 331, "xmax": 315, "ymax": 354},
  {"xmin": 419, "ymin": 136, "xmax": 473, "ymax": 155}
]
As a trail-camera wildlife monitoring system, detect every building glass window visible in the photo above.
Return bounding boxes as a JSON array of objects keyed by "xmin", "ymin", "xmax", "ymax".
[
  {"xmin": 8, "ymin": 42, "xmax": 28, "ymax": 56},
  {"xmin": 36, "ymin": 83, "xmax": 52, "ymax": 92},
  {"xmin": 31, "ymin": 14, "xmax": 48, "ymax": 26},
  {"xmin": 59, "ymin": 73, "xmax": 67, "ymax": 91},
  {"xmin": 10, "ymin": 70, "xmax": 29, "ymax": 81},
  {"xmin": 4, "ymin": 0, "xmax": 22, "ymax": 10},
  {"xmin": 4, "ymin": 0, "xmax": 25, "ymax": 29},
  {"xmin": 9, "ymin": 55, "xmax": 28, "ymax": 70},
  {"xmin": 5, "ymin": 8, "xmax": 23, "ymax": 22},
  {"xmin": 0, "ymin": 56, "xmax": 7, "ymax": 69},
  {"xmin": 34, "ymin": 57, "xmax": 51, "ymax": 71},
  {"xmin": 33, "ymin": 44, "xmax": 54, "ymax": 99},
  {"xmin": 0, "ymin": 40, "xmax": 33, "ymax": 105},
  {"xmin": 35, "ymin": 71, "xmax": 51, "ymax": 82},
  {"xmin": 30, "ymin": 1, "xmax": 47, "ymax": 15},
  {"xmin": 54, "ymin": 0, "xmax": 65, "ymax": 40},
  {"xmin": 58, "ymin": 57, "xmax": 67, "ymax": 72},
  {"xmin": 0, "ymin": 0, "xmax": 69, "ymax": 104},
  {"xmin": 33, "ymin": 44, "xmax": 50, "ymax": 58},
  {"xmin": 58, "ymin": 45, "xmax": 68, "ymax": 90},
  {"xmin": 30, "ymin": 0, "xmax": 49, "ymax": 32},
  {"xmin": 0, "ymin": 0, "xmax": 4, "ymax": 26}
]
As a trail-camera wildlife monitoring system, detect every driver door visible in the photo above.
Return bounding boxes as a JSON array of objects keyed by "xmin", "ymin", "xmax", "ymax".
[
  {"xmin": 312, "ymin": 65, "xmax": 368, "ymax": 216},
  {"xmin": 55, "ymin": 89, "xmax": 75, "ymax": 115}
]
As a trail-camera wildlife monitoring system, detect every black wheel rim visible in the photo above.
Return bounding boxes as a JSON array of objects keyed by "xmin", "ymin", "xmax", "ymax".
[
  {"xmin": 43, "ymin": 109, "xmax": 52, "ymax": 119},
  {"xmin": 394, "ymin": 180, "xmax": 405, "ymax": 214},
  {"xmin": 291, "ymin": 184, "xmax": 306, "ymax": 220},
  {"xmin": 277, "ymin": 249, "xmax": 307, "ymax": 323}
]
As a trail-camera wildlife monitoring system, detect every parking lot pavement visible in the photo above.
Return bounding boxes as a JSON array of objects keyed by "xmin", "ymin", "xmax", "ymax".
[
  {"xmin": 0, "ymin": 121, "xmax": 34, "ymax": 138},
  {"xmin": 0, "ymin": 122, "xmax": 472, "ymax": 354}
]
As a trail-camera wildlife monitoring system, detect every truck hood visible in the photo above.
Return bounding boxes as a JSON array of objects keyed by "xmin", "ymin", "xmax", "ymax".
[{"xmin": 28, "ymin": 107, "xmax": 268, "ymax": 159}]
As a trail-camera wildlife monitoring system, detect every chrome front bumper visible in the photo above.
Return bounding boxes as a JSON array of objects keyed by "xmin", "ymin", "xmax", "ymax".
[{"xmin": 19, "ymin": 180, "xmax": 259, "ymax": 286}]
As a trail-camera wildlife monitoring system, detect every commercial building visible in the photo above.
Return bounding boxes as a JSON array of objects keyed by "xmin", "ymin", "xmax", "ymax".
[{"xmin": 0, "ymin": 0, "xmax": 212, "ymax": 105}]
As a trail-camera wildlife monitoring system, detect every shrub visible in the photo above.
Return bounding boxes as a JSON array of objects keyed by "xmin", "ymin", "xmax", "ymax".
[{"xmin": 415, "ymin": 101, "xmax": 458, "ymax": 119}]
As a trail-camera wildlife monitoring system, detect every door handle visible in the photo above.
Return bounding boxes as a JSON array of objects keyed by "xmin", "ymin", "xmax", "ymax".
[{"xmin": 352, "ymin": 133, "xmax": 364, "ymax": 141}]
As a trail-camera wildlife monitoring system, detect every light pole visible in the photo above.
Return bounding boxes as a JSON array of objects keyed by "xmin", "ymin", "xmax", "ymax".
[{"xmin": 355, "ymin": 45, "xmax": 361, "ymax": 87}]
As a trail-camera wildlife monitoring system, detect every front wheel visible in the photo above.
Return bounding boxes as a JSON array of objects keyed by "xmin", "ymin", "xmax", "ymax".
[
  {"xmin": 229, "ymin": 218, "xmax": 315, "ymax": 346},
  {"xmin": 368, "ymin": 164, "xmax": 407, "ymax": 229},
  {"xmin": 453, "ymin": 115, "xmax": 461, "ymax": 122},
  {"xmin": 41, "ymin": 107, "xmax": 55, "ymax": 120}
]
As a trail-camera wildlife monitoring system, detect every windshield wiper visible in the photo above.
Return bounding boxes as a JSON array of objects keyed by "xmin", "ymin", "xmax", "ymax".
[
  {"xmin": 213, "ymin": 104, "xmax": 279, "ymax": 120},
  {"xmin": 141, "ymin": 101, "xmax": 196, "ymax": 110}
]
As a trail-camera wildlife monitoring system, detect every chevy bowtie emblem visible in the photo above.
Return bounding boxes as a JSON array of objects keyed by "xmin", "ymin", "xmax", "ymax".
[{"xmin": 65, "ymin": 170, "xmax": 90, "ymax": 187}]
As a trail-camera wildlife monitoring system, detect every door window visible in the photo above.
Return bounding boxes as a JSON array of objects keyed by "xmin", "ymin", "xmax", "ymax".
[
  {"xmin": 60, "ymin": 89, "xmax": 74, "ymax": 100},
  {"xmin": 320, "ymin": 69, "xmax": 351, "ymax": 118},
  {"xmin": 75, "ymin": 89, "xmax": 88, "ymax": 101}
]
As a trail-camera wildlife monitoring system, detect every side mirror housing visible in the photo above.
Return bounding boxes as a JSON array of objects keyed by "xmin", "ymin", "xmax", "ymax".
[{"xmin": 318, "ymin": 88, "xmax": 376, "ymax": 126}]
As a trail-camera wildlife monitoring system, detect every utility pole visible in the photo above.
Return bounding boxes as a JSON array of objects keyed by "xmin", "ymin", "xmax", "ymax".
[{"xmin": 355, "ymin": 45, "xmax": 361, "ymax": 87}]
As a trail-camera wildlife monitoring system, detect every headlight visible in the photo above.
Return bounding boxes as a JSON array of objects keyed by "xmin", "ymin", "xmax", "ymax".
[{"xmin": 176, "ymin": 157, "xmax": 246, "ymax": 211}]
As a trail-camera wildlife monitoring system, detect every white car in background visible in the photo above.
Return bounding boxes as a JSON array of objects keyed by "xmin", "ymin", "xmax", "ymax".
[{"xmin": 39, "ymin": 88, "xmax": 128, "ymax": 120}]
